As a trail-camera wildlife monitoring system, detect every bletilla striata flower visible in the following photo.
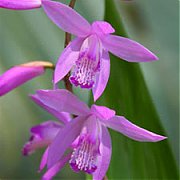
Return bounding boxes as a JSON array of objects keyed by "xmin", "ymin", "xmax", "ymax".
[
  {"xmin": 42, "ymin": 1, "xmax": 158, "ymax": 101},
  {"xmin": 23, "ymin": 93, "xmax": 71, "ymax": 179},
  {"xmin": 23, "ymin": 117, "xmax": 71, "ymax": 179},
  {"xmin": 31, "ymin": 89, "xmax": 166, "ymax": 180},
  {"xmin": 0, "ymin": 61, "xmax": 53, "ymax": 96}
]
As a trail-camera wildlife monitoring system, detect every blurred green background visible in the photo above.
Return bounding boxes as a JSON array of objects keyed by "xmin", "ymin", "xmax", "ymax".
[{"xmin": 0, "ymin": 0, "xmax": 179, "ymax": 179}]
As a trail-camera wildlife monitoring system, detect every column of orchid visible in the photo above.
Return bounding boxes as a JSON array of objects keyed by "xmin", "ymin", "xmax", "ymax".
[{"xmin": 0, "ymin": 0, "xmax": 166, "ymax": 180}]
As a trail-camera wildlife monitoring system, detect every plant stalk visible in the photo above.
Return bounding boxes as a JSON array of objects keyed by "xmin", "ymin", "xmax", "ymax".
[{"xmin": 63, "ymin": 0, "xmax": 77, "ymax": 92}]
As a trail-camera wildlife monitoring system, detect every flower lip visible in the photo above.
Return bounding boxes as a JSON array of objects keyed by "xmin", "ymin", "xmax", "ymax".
[
  {"xmin": 69, "ymin": 134, "xmax": 99, "ymax": 174},
  {"xmin": 69, "ymin": 35, "xmax": 101, "ymax": 89},
  {"xmin": 69, "ymin": 115, "xmax": 100, "ymax": 174},
  {"xmin": 69, "ymin": 52, "xmax": 99, "ymax": 89}
]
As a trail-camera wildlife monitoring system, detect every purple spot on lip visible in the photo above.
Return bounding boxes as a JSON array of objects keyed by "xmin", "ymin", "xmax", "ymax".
[
  {"xmin": 70, "ymin": 161, "xmax": 97, "ymax": 174},
  {"xmin": 70, "ymin": 76, "xmax": 94, "ymax": 89},
  {"xmin": 69, "ymin": 53, "xmax": 99, "ymax": 89},
  {"xmin": 69, "ymin": 162, "xmax": 81, "ymax": 173},
  {"xmin": 69, "ymin": 134, "xmax": 99, "ymax": 174}
]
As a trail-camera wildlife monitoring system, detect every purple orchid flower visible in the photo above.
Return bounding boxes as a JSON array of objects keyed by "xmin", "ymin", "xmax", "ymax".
[
  {"xmin": 22, "ymin": 120, "xmax": 63, "ymax": 156},
  {"xmin": 0, "ymin": 61, "xmax": 53, "ymax": 96},
  {"xmin": 22, "ymin": 94, "xmax": 72, "ymax": 179},
  {"xmin": 30, "ymin": 89, "xmax": 166, "ymax": 180},
  {"xmin": 0, "ymin": 0, "xmax": 42, "ymax": 10},
  {"xmin": 41, "ymin": 1, "xmax": 158, "ymax": 101},
  {"xmin": 23, "ymin": 120, "xmax": 73, "ymax": 180}
]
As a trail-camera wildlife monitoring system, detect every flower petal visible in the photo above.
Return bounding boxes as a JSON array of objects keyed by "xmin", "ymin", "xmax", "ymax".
[
  {"xmin": 42, "ymin": 0, "xmax": 91, "ymax": 37},
  {"xmin": 30, "ymin": 94, "xmax": 71, "ymax": 124},
  {"xmin": 0, "ymin": 64, "xmax": 44, "ymax": 96},
  {"xmin": 102, "ymin": 35, "xmax": 158, "ymax": 62},
  {"xmin": 43, "ymin": 154, "xmax": 71, "ymax": 180},
  {"xmin": 0, "ymin": 0, "xmax": 41, "ymax": 10},
  {"xmin": 90, "ymin": 105, "xmax": 115, "ymax": 121},
  {"xmin": 54, "ymin": 37, "xmax": 84, "ymax": 84},
  {"xmin": 81, "ymin": 115, "xmax": 99, "ymax": 142},
  {"xmin": 22, "ymin": 121, "xmax": 62, "ymax": 156},
  {"xmin": 92, "ymin": 21, "xmax": 115, "ymax": 36},
  {"xmin": 104, "ymin": 116, "xmax": 167, "ymax": 142},
  {"xmin": 93, "ymin": 125, "xmax": 112, "ymax": 180},
  {"xmin": 47, "ymin": 116, "xmax": 85, "ymax": 168},
  {"xmin": 39, "ymin": 147, "xmax": 49, "ymax": 172},
  {"xmin": 92, "ymin": 50, "xmax": 110, "ymax": 101},
  {"xmin": 30, "ymin": 121, "xmax": 62, "ymax": 139},
  {"xmin": 34, "ymin": 89, "xmax": 90, "ymax": 116}
]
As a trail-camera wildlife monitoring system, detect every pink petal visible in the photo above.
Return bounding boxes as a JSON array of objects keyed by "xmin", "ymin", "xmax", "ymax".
[
  {"xmin": 104, "ymin": 116, "xmax": 167, "ymax": 142},
  {"xmin": 90, "ymin": 105, "xmax": 115, "ymax": 120},
  {"xmin": 31, "ymin": 94, "xmax": 71, "ymax": 124},
  {"xmin": 42, "ymin": 0, "xmax": 91, "ymax": 37},
  {"xmin": 47, "ymin": 116, "xmax": 85, "ymax": 168},
  {"xmin": 35, "ymin": 89, "xmax": 90, "ymax": 116},
  {"xmin": 102, "ymin": 35, "xmax": 158, "ymax": 62},
  {"xmin": 82, "ymin": 114, "xmax": 99, "ymax": 142},
  {"xmin": 93, "ymin": 125, "xmax": 112, "ymax": 180},
  {"xmin": 22, "ymin": 121, "xmax": 62, "ymax": 156},
  {"xmin": 30, "ymin": 121, "xmax": 62, "ymax": 139},
  {"xmin": 39, "ymin": 147, "xmax": 49, "ymax": 172},
  {"xmin": 54, "ymin": 37, "xmax": 84, "ymax": 84},
  {"xmin": 92, "ymin": 50, "xmax": 110, "ymax": 101},
  {"xmin": 0, "ymin": 0, "xmax": 41, "ymax": 10},
  {"xmin": 92, "ymin": 21, "xmax": 115, "ymax": 36},
  {"xmin": 42, "ymin": 153, "xmax": 71, "ymax": 180},
  {"xmin": 0, "ymin": 65, "xmax": 44, "ymax": 96}
]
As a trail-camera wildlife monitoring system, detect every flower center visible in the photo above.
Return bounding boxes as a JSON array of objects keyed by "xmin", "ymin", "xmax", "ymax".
[
  {"xmin": 70, "ymin": 52, "xmax": 99, "ymax": 89},
  {"xmin": 69, "ymin": 136, "xmax": 98, "ymax": 174}
]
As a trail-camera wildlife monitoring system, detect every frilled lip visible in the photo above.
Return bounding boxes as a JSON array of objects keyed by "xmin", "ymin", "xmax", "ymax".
[{"xmin": 69, "ymin": 35, "xmax": 101, "ymax": 89}]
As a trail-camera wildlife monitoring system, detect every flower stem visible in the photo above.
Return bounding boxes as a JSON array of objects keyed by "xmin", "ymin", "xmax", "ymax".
[{"xmin": 63, "ymin": 0, "xmax": 77, "ymax": 92}]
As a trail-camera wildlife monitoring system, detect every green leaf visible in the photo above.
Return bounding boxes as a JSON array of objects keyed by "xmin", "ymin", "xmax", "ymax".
[{"xmin": 88, "ymin": 0, "xmax": 179, "ymax": 179}]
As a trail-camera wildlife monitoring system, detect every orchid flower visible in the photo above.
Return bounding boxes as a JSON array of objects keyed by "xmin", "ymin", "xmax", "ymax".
[
  {"xmin": 41, "ymin": 1, "xmax": 158, "ymax": 101},
  {"xmin": 0, "ymin": 61, "xmax": 53, "ymax": 96},
  {"xmin": 0, "ymin": 0, "xmax": 42, "ymax": 10},
  {"xmin": 22, "ymin": 94, "xmax": 71, "ymax": 179},
  {"xmin": 22, "ymin": 120, "xmax": 63, "ymax": 156},
  {"xmin": 31, "ymin": 89, "xmax": 166, "ymax": 180},
  {"xmin": 23, "ymin": 120, "xmax": 73, "ymax": 179}
]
